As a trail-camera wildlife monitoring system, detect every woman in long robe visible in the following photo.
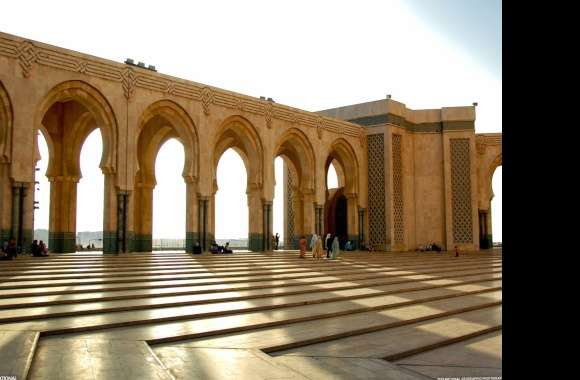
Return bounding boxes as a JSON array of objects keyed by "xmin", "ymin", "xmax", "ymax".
[
  {"xmin": 313, "ymin": 238, "xmax": 324, "ymax": 260},
  {"xmin": 331, "ymin": 236, "xmax": 340, "ymax": 259}
]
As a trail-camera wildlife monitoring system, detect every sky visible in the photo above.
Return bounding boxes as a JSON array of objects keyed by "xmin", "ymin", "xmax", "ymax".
[{"xmin": 9, "ymin": 0, "xmax": 501, "ymax": 243}]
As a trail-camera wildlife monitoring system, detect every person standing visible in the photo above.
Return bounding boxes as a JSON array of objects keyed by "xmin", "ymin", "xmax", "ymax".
[
  {"xmin": 455, "ymin": 245, "xmax": 460, "ymax": 257},
  {"xmin": 309, "ymin": 234, "xmax": 318, "ymax": 250},
  {"xmin": 313, "ymin": 237, "xmax": 324, "ymax": 260},
  {"xmin": 299, "ymin": 236, "xmax": 307, "ymax": 258},
  {"xmin": 275, "ymin": 233, "xmax": 280, "ymax": 250},
  {"xmin": 331, "ymin": 236, "xmax": 340, "ymax": 260},
  {"xmin": 325, "ymin": 233, "xmax": 332, "ymax": 258}
]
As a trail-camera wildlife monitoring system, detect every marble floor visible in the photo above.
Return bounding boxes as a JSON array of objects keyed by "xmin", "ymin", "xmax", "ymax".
[{"xmin": 0, "ymin": 249, "xmax": 502, "ymax": 379}]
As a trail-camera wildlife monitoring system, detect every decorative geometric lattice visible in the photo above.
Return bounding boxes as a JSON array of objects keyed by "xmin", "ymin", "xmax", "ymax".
[
  {"xmin": 367, "ymin": 134, "xmax": 386, "ymax": 247},
  {"xmin": 285, "ymin": 165, "xmax": 296, "ymax": 247},
  {"xmin": 451, "ymin": 138, "xmax": 473, "ymax": 243},
  {"xmin": 392, "ymin": 134, "xmax": 404, "ymax": 243}
]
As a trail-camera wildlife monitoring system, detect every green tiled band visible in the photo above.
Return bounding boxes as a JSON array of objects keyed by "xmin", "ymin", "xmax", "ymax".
[
  {"xmin": 48, "ymin": 232, "xmax": 76, "ymax": 253},
  {"xmin": 186, "ymin": 231, "xmax": 199, "ymax": 253},
  {"xmin": 102, "ymin": 231, "xmax": 117, "ymax": 254},
  {"xmin": 248, "ymin": 233, "xmax": 264, "ymax": 252},
  {"xmin": 134, "ymin": 234, "xmax": 152, "ymax": 252}
]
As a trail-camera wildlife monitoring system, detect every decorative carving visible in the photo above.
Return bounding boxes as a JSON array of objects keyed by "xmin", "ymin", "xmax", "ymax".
[
  {"xmin": 476, "ymin": 135, "xmax": 486, "ymax": 154},
  {"xmin": 368, "ymin": 134, "xmax": 386, "ymax": 247},
  {"xmin": 17, "ymin": 41, "xmax": 38, "ymax": 77},
  {"xmin": 359, "ymin": 129, "xmax": 366, "ymax": 148},
  {"xmin": 236, "ymin": 97, "xmax": 245, "ymax": 111},
  {"xmin": 121, "ymin": 67, "xmax": 136, "ymax": 99},
  {"xmin": 392, "ymin": 134, "xmax": 404, "ymax": 244},
  {"xmin": 201, "ymin": 87, "xmax": 214, "ymax": 116},
  {"xmin": 264, "ymin": 101, "xmax": 273, "ymax": 129},
  {"xmin": 291, "ymin": 112, "xmax": 300, "ymax": 125},
  {"xmin": 75, "ymin": 60, "xmax": 88, "ymax": 74},
  {"xmin": 451, "ymin": 138, "xmax": 473, "ymax": 243},
  {"xmin": 165, "ymin": 81, "xmax": 176, "ymax": 96},
  {"xmin": 316, "ymin": 116, "xmax": 324, "ymax": 139}
]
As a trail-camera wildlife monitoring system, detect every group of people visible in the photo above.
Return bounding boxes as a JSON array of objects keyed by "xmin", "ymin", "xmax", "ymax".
[
  {"xmin": 209, "ymin": 241, "xmax": 233, "ymax": 254},
  {"xmin": 298, "ymin": 233, "xmax": 342, "ymax": 260},
  {"xmin": 31, "ymin": 240, "xmax": 49, "ymax": 257},
  {"xmin": 0, "ymin": 237, "xmax": 18, "ymax": 260},
  {"xmin": 417, "ymin": 242, "xmax": 442, "ymax": 252},
  {"xmin": 0, "ymin": 238, "xmax": 49, "ymax": 260}
]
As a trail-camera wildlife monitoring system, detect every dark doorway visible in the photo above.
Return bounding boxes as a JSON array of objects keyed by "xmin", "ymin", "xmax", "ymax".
[{"xmin": 325, "ymin": 188, "xmax": 348, "ymax": 248}]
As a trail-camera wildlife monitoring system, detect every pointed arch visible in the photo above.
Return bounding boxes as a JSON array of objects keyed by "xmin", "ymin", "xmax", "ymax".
[
  {"xmin": 35, "ymin": 80, "xmax": 118, "ymax": 175},
  {"xmin": 274, "ymin": 128, "xmax": 316, "ymax": 193},
  {"xmin": 326, "ymin": 138, "xmax": 359, "ymax": 194},
  {"xmin": 135, "ymin": 99, "xmax": 199, "ymax": 186},
  {"xmin": 212, "ymin": 115, "xmax": 263, "ymax": 192}
]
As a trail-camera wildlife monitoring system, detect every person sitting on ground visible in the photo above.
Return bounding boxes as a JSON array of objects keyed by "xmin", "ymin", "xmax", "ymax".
[
  {"xmin": 344, "ymin": 241, "xmax": 353, "ymax": 251},
  {"xmin": 38, "ymin": 240, "xmax": 49, "ymax": 256},
  {"xmin": 193, "ymin": 242, "xmax": 202, "ymax": 254},
  {"xmin": 223, "ymin": 242, "xmax": 233, "ymax": 254},
  {"xmin": 209, "ymin": 241, "xmax": 219, "ymax": 254},
  {"xmin": 5, "ymin": 237, "xmax": 18, "ymax": 259},
  {"xmin": 431, "ymin": 242, "xmax": 441, "ymax": 252},
  {"xmin": 31, "ymin": 240, "xmax": 40, "ymax": 256}
]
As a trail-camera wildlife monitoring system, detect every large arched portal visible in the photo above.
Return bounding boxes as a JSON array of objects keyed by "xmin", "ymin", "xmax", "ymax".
[
  {"xmin": 479, "ymin": 153, "xmax": 502, "ymax": 249},
  {"xmin": 274, "ymin": 129, "xmax": 316, "ymax": 249},
  {"xmin": 212, "ymin": 116, "xmax": 264, "ymax": 251},
  {"xmin": 324, "ymin": 139, "xmax": 359, "ymax": 249},
  {"xmin": 133, "ymin": 100, "xmax": 198, "ymax": 252},
  {"xmin": 34, "ymin": 81, "xmax": 118, "ymax": 253}
]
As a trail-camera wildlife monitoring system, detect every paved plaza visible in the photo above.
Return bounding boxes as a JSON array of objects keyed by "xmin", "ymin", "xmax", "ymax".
[{"xmin": 0, "ymin": 250, "xmax": 501, "ymax": 379}]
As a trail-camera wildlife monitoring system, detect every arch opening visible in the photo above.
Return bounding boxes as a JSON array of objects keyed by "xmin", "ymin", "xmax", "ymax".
[
  {"xmin": 491, "ymin": 165, "xmax": 502, "ymax": 246},
  {"xmin": 34, "ymin": 81, "xmax": 118, "ymax": 253},
  {"xmin": 152, "ymin": 138, "xmax": 186, "ymax": 250},
  {"xmin": 215, "ymin": 148, "xmax": 248, "ymax": 249},
  {"xmin": 323, "ymin": 139, "xmax": 360, "ymax": 250}
]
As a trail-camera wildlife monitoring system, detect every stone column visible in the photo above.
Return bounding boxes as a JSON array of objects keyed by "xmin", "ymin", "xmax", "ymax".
[
  {"xmin": 114, "ymin": 190, "xmax": 130, "ymax": 253},
  {"xmin": 0, "ymin": 163, "xmax": 11, "ymax": 243},
  {"xmin": 247, "ymin": 185, "xmax": 264, "ymax": 251},
  {"xmin": 301, "ymin": 191, "xmax": 315, "ymax": 245},
  {"xmin": 358, "ymin": 208, "xmax": 366, "ymax": 250},
  {"xmin": 315, "ymin": 204, "xmax": 324, "ymax": 237},
  {"xmin": 134, "ymin": 184, "xmax": 153, "ymax": 252},
  {"xmin": 263, "ymin": 201, "xmax": 272, "ymax": 251},
  {"xmin": 103, "ymin": 172, "xmax": 118, "ymax": 254},
  {"xmin": 10, "ymin": 182, "xmax": 32, "ymax": 252},
  {"xmin": 48, "ymin": 176, "xmax": 78, "ymax": 253},
  {"xmin": 345, "ymin": 193, "xmax": 359, "ymax": 247},
  {"xmin": 198, "ymin": 195, "xmax": 211, "ymax": 251},
  {"xmin": 185, "ymin": 180, "xmax": 198, "ymax": 253}
]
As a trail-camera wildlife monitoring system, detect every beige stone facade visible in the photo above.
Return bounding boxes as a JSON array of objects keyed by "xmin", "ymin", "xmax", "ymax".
[{"xmin": 0, "ymin": 31, "xmax": 501, "ymax": 253}]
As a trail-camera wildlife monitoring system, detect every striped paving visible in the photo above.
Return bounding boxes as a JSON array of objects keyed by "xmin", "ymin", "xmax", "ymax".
[{"xmin": 0, "ymin": 250, "xmax": 502, "ymax": 379}]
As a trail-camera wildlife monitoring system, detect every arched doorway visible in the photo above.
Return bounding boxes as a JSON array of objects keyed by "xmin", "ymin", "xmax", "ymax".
[
  {"xmin": 133, "ymin": 100, "xmax": 197, "ymax": 253},
  {"xmin": 34, "ymin": 81, "xmax": 118, "ymax": 253},
  {"xmin": 323, "ymin": 139, "xmax": 359, "ymax": 249},
  {"xmin": 212, "ymin": 116, "xmax": 264, "ymax": 251}
]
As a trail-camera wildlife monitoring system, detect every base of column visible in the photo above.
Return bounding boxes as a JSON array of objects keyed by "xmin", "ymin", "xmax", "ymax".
[
  {"xmin": 49, "ymin": 232, "xmax": 76, "ymax": 253},
  {"xmin": 480, "ymin": 235, "xmax": 493, "ymax": 249},
  {"xmin": 0, "ymin": 229, "xmax": 10, "ymax": 244},
  {"xmin": 248, "ymin": 233, "xmax": 264, "ymax": 252},
  {"xmin": 134, "ymin": 234, "xmax": 152, "ymax": 252},
  {"xmin": 126, "ymin": 231, "xmax": 135, "ymax": 253},
  {"xmin": 21, "ymin": 229, "xmax": 33, "ymax": 253},
  {"xmin": 186, "ymin": 231, "xmax": 199, "ymax": 253},
  {"xmin": 102, "ymin": 231, "xmax": 117, "ymax": 254}
]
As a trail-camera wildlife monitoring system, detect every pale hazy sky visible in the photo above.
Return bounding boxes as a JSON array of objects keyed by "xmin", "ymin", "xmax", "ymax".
[{"xmin": 5, "ymin": 0, "xmax": 501, "ymax": 242}]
